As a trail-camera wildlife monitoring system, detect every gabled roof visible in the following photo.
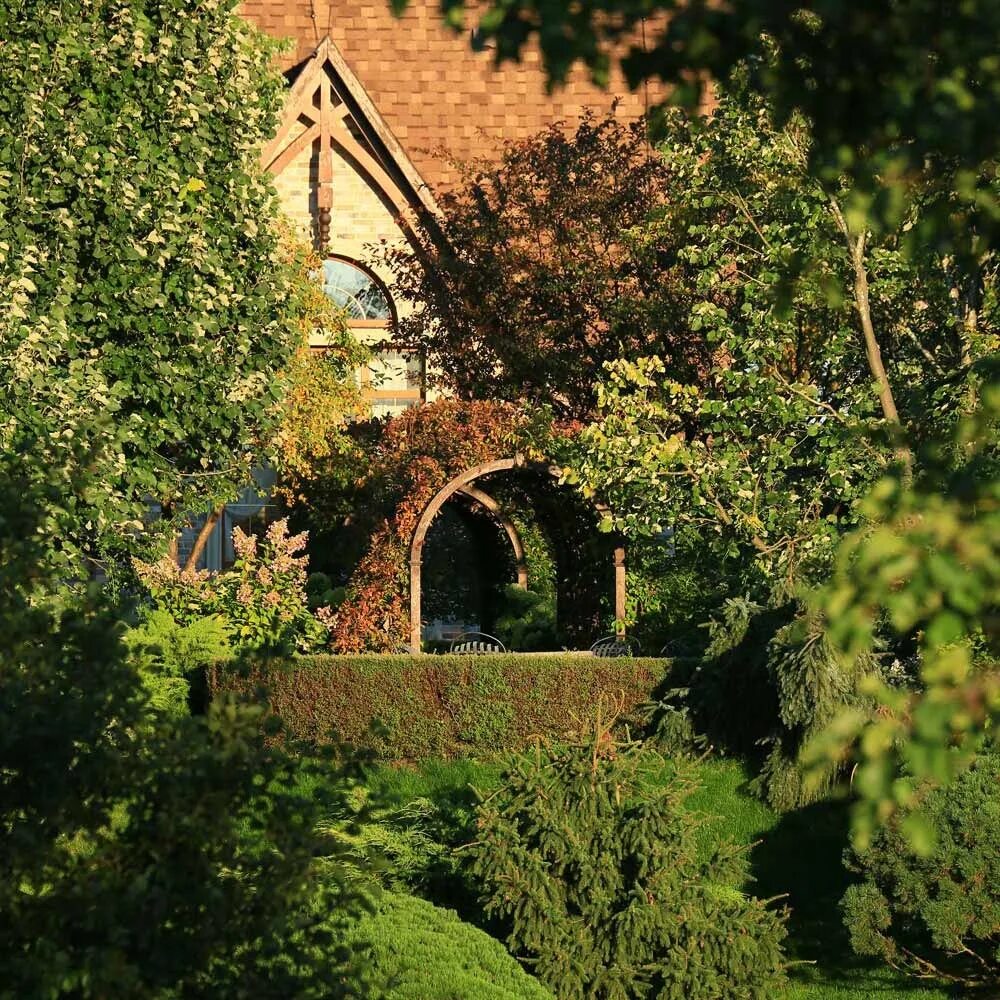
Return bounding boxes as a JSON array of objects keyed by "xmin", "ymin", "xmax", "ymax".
[
  {"xmin": 260, "ymin": 34, "xmax": 440, "ymax": 225},
  {"xmin": 242, "ymin": 1, "xmax": 662, "ymax": 193}
]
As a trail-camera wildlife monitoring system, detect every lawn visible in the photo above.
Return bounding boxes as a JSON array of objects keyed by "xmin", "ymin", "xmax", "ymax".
[{"xmin": 366, "ymin": 756, "xmax": 955, "ymax": 1000}]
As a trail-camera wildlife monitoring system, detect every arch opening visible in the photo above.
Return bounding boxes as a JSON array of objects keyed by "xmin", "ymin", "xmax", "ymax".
[
  {"xmin": 420, "ymin": 491, "xmax": 527, "ymax": 642},
  {"xmin": 409, "ymin": 455, "xmax": 625, "ymax": 653}
]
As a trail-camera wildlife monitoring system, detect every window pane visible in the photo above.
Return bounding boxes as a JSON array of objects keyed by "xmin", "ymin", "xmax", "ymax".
[
  {"xmin": 321, "ymin": 259, "xmax": 392, "ymax": 320},
  {"xmin": 372, "ymin": 397, "xmax": 420, "ymax": 419},
  {"xmin": 369, "ymin": 350, "xmax": 423, "ymax": 392}
]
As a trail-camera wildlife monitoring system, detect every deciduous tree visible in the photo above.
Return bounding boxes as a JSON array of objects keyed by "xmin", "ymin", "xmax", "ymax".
[
  {"xmin": 0, "ymin": 0, "xmax": 300, "ymax": 568},
  {"xmin": 383, "ymin": 112, "xmax": 706, "ymax": 419},
  {"xmin": 562, "ymin": 76, "xmax": 994, "ymax": 581}
]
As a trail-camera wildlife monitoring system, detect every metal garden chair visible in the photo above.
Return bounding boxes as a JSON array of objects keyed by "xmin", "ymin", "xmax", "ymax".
[
  {"xmin": 449, "ymin": 631, "xmax": 507, "ymax": 654},
  {"xmin": 590, "ymin": 635, "xmax": 641, "ymax": 658}
]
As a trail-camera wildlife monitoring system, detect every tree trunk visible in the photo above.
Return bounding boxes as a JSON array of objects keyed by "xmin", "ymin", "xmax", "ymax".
[
  {"xmin": 959, "ymin": 257, "xmax": 981, "ymax": 413},
  {"xmin": 829, "ymin": 197, "xmax": 912, "ymax": 480},
  {"xmin": 162, "ymin": 501, "xmax": 180, "ymax": 564},
  {"xmin": 184, "ymin": 506, "xmax": 223, "ymax": 573}
]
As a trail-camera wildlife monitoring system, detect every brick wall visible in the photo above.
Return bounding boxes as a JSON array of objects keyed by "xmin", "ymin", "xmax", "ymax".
[{"xmin": 270, "ymin": 120, "xmax": 406, "ymax": 270}]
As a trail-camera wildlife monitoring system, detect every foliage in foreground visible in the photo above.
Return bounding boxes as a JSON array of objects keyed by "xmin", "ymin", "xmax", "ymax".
[
  {"xmin": 0, "ymin": 0, "xmax": 299, "ymax": 566},
  {"xmin": 346, "ymin": 892, "xmax": 554, "ymax": 1000},
  {"xmin": 0, "ymin": 453, "xmax": 372, "ymax": 998},
  {"xmin": 842, "ymin": 750, "xmax": 1000, "ymax": 990},
  {"xmin": 471, "ymin": 727, "xmax": 788, "ymax": 1000},
  {"xmin": 804, "ymin": 380, "xmax": 1000, "ymax": 847}
]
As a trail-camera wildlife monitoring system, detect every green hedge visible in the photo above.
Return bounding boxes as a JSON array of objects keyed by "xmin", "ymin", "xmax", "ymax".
[
  {"xmin": 208, "ymin": 654, "xmax": 669, "ymax": 760},
  {"xmin": 349, "ymin": 893, "xmax": 555, "ymax": 1000}
]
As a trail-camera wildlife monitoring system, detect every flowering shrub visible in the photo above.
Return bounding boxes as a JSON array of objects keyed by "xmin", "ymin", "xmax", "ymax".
[
  {"xmin": 222, "ymin": 520, "xmax": 327, "ymax": 652},
  {"xmin": 135, "ymin": 519, "xmax": 329, "ymax": 654},
  {"xmin": 130, "ymin": 558, "xmax": 221, "ymax": 627}
]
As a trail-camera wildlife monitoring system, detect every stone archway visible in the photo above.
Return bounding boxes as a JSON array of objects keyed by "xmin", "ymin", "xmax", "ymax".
[{"xmin": 408, "ymin": 454, "xmax": 626, "ymax": 652}]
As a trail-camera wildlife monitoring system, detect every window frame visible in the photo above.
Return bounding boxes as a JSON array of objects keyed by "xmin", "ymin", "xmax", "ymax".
[{"xmin": 318, "ymin": 255, "xmax": 425, "ymax": 414}]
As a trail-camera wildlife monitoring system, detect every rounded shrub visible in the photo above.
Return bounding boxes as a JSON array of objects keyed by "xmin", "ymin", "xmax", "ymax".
[
  {"xmin": 842, "ymin": 750, "xmax": 1000, "ymax": 990},
  {"xmin": 470, "ymin": 727, "xmax": 789, "ymax": 1000},
  {"xmin": 348, "ymin": 892, "xmax": 554, "ymax": 1000}
]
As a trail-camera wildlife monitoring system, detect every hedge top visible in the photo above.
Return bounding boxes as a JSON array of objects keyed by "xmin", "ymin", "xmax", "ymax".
[{"xmin": 210, "ymin": 653, "xmax": 671, "ymax": 760}]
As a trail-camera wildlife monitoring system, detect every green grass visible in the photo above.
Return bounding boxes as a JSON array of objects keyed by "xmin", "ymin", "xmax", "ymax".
[
  {"xmin": 364, "ymin": 755, "xmax": 955, "ymax": 1000},
  {"xmin": 685, "ymin": 759, "xmax": 953, "ymax": 1000},
  {"xmin": 366, "ymin": 757, "xmax": 503, "ymax": 808}
]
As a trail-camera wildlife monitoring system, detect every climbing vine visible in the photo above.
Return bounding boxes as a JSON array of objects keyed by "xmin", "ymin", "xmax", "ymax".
[{"xmin": 330, "ymin": 400, "xmax": 535, "ymax": 652}]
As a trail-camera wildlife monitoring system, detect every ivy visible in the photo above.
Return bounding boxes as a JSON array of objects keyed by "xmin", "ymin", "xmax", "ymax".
[{"xmin": 330, "ymin": 400, "xmax": 532, "ymax": 652}]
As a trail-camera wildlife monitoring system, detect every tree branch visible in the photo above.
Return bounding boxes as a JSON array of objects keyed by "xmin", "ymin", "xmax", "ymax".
[
  {"xmin": 184, "ymin": 506, "xmax": 223, "ymax": 573},
  {"xmin": 827, "ymin": 195, "xmax": 912, "ymax": 481}
]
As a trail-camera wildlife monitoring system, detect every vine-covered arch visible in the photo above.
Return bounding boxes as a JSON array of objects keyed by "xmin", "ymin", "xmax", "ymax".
[
  {"xmin": 409, "ymin": 454, "xmax": 626, "ymax": 653},
  {"xmin": 454, "ymin": 484, "xmax": 528, "ymax": 590},
  {"xmin": 328, "ymin": 399, "xmax": 617, "ymax": 654}
]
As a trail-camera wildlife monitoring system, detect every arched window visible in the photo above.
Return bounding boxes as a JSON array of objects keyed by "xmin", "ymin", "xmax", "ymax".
[
  {"xmin": 320, "ymin": 257, "xmax": 394, "ymax": 326},
  {"xmin": 319, "ymin": 256, "xmax": 423, "ymax": 417}
]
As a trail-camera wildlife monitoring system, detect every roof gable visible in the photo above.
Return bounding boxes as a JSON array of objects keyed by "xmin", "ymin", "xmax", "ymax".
[{"xmin": 261, "ymin": 34, "xmax": 439, "ymax": 245}]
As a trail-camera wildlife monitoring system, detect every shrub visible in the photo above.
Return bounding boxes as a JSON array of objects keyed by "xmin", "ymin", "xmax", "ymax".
[
  {"xmin": 347, "ymin": 893, "xmax": 554, "ymax": 1000},
  {"xmin": 319, "ymin": 773, "xmax": 495, "ymax": 918},
  {"xmin": 307, "ymin": 572, "xmax": 345, "ymax": 612},
  {"xmin": 319, "ymin": 789, "xmax": 453, "ymax": 893},
  {"xmin": 653, "ymin": 597, "xmax": 878, "ymax": 811},
  {"xmin": 122, "ymin": 609, "xmax": 231, "ymax": 716},
  {"xmin": 208, "ymin": 653, "xmax": 668, "ymax": 759},
  {"xmin": 221, "ymin": 520, "xmax": 328, "ymax": 651},
  {"xmin": 1, "ymin": 575, "xmax": 373, "ymax": 995},
  {"xmin": 135, "ymin": 519, "xmax": 328, "ymax": 653},
  {"xmin": 493, "ymin": 585, "xmax": 558, "ymax": 652},
  {"xmin": 841, "ymin": 750, "xmax": 1000, "ymax": 990},
  {"xmin": 470, "ymin": 726, "xmax": 789, "ymax": 1000}
]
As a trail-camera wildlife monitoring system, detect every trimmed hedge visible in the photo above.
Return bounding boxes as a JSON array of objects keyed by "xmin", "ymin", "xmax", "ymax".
[
  {"xmin": 208, "ymin": 654, "xmax": 669, "ymax": 759},
  {"xmin": 348, "ymin": 893, "xmax": 555, "ymax": 1000}
]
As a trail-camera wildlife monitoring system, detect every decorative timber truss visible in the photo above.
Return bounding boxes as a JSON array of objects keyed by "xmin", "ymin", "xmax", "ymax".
[{"xmin": 260, "ymin": 35, "xmax": 440, "ymax": 250}]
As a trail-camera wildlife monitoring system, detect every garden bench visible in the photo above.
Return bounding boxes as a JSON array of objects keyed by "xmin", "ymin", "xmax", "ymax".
[
  {"xmin": 450, "ymin": 632, "xmax": 507, "ymax": 654},
  {"xmin": 590, "ymin": 635, "xmax": 640, "ymax": 658}
]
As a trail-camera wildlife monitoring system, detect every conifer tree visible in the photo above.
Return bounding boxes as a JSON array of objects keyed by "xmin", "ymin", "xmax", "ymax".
[{"xmin": 471, "ymin": 722, "xmax": 788, "ymax": 1000}]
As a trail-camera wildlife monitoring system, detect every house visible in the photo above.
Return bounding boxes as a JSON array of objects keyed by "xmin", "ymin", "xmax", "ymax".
[
  {"xmin": 245, "ymin": 0, "xmax": 658, "ymax": 410},
  {"xmin": 181, "ymin": 0, "xmax": 657, "ymax": 568}
]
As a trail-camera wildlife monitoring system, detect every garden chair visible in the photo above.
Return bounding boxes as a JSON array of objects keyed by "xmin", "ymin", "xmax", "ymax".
[
  {"xmin": 590, "ymin": 635, "xmax": 640, "ymax": 658},
  {"xmin": 449, "ymin": 632, "xmax": 507, "ymax": 654},
  {"xmin": 658, "ymin": 639, "xmax": 694, "ymax": 657}
]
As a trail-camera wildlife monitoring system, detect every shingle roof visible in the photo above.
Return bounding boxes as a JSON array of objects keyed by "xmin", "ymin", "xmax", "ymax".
[{"xmin": 240, "ymin": 1, "xmax": 660, "ymax": 192}]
